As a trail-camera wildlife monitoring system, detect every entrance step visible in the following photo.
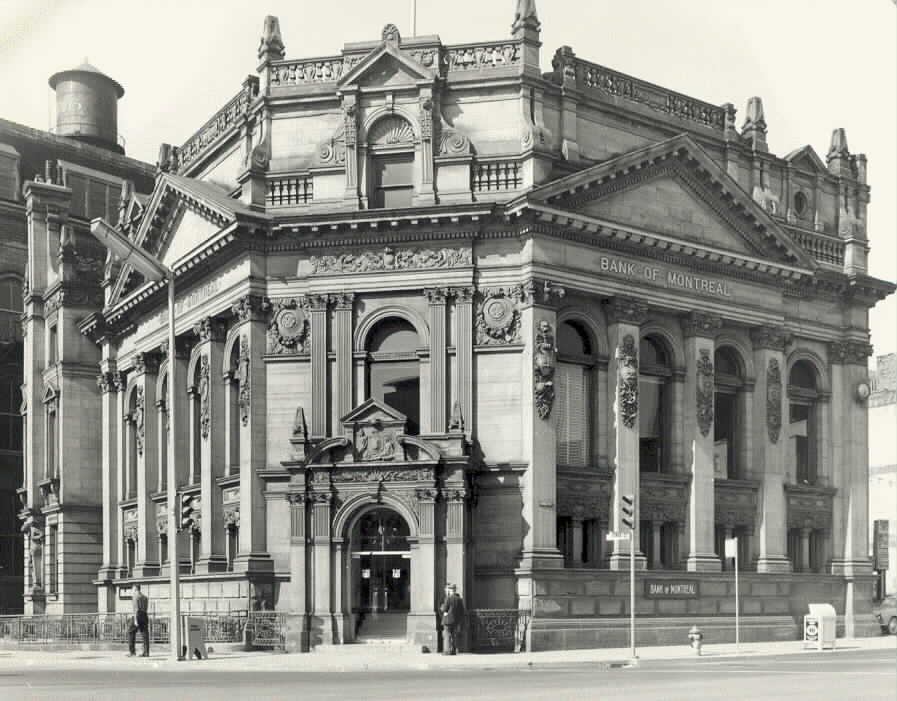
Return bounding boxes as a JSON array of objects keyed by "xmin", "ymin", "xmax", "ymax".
[
  {"xmin": 356, "ymin": 611, "xmax": 408, "ymax": 640},
  {"xmin": 314, "ymin": 641, "xmax": 422, "ymax": 655}
]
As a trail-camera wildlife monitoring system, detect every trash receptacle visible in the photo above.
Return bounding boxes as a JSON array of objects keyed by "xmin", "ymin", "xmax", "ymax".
[
  {"xmin": 184, "ymin": 616, "xmax": 207, "ymax": 660},
  {"xmin": 803, "ymin": 603, "xmax": 836, "ymax": 650}
]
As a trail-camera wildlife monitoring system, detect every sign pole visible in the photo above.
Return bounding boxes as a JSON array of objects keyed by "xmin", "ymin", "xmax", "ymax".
[
  {"xmin": 630, "ymin": 532, "xmax": 636, "ymax": 661},
  {"xmin": 734, "ymin": 537, "xmax": 740, "ymax": 655},
  {"xmin": 167, "ymin": 276, "xmax": 182, "ymax": 661}
]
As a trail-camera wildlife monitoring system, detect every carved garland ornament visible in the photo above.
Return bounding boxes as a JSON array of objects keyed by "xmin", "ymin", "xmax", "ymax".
[
  {"xmin": 265, "ymin": 298, "xmax": 310, "ymax": 355},
  {"xmin": 238, "ymin": 335, "xmax": 251, "ymax": 426},
  {"xmin": 766, "ymin": 358, "xmax": 782, "ymax": 444},
  {"xmin": 696, "ymin": 348, "xmax": 715, "ymax": 437},
  {"xmin": 310, "ymin": 246, "xmax": 472, "ymax": 275},
  {"xmin": 476, "ymin": 288, "xmax": 521, "ymax": 345},
  {"xmin": 533, "ymin": 320, "xmax": 556, "ymax": 420},
  {"xmin": 134, "ymin": 386, "xmax": 146, "ymax": 456},
  {"xmin": 617, "ymin": 334, "xmax": 638, "ymax": 429},
  {"xmin": 199, "ymin": 355, "xmax": 211, "ymax": 440}
]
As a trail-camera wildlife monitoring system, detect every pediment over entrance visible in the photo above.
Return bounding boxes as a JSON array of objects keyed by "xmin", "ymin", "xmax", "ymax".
[{"xmin": 528, "ymin": 133, "xmax": 817, "ymax": 270}]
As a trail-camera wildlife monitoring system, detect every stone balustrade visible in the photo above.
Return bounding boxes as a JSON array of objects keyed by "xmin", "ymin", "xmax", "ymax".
[
  {"xmin": 268, "ymin": 55, "xmax": 361, "ymax": 87},
  {"xmin": 472, "ymin": 160, "xmax": 523, "ymax": 193},
  {"xmin": 788, "ymin": 228, "xmax": 846, "ymax": 267},
  {"xmin": 178, "ymin": 80, "xmax": 259, "ymax": 171},
  {"xmin": 444, "ymin": 41, "xmax": 521, "ymax": 72},
  {"xmin": 266, "ymin": 175, "xmax": 314, "ymax": 207}
]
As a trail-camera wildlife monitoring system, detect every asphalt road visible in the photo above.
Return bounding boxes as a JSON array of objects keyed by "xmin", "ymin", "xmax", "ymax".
[{"xmin": 1, "ymin": 649, "xmax": 893, "ymax": 701}]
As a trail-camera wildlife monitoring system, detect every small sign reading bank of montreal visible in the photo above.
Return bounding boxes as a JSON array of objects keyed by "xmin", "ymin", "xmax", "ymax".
[
  {"xmin": 598, "ymin": 255, "xmax": 733, "ymax": 298},
  {"xmin": 644, "ymin": 580, "xmax": 700, "ymax": 599}
]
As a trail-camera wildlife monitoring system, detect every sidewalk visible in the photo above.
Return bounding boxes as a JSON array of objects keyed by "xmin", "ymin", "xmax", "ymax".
[{"xmin": 1, "ymin": 636, "xmax": 893, "ymax": 673}]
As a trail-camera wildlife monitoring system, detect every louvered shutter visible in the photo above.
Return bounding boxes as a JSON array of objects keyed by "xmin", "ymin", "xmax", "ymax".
[{"xmin": 556, "ymin": 363, "xmax": 589, "ymax": 466}]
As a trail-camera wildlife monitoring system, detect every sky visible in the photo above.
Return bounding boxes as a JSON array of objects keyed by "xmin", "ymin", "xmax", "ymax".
[{"xmin": 1, "ymin": 0, "xmax": 894, "ymax": 354}]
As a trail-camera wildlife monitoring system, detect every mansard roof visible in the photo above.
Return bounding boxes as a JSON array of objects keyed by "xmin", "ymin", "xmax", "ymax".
[{"xmin": 523, "ymin": 133, "xmax": 818, "ymax": 272}]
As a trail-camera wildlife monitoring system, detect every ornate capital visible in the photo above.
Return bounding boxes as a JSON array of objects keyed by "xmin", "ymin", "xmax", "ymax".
[
  {"xmin": 750, "ymin": 325, "xmax": 788, "ymax": 352},
  {"xmin": 309, "ymin": 491, "xmax": 332, "ymax": 505},
  {"xmin": 96, "ymin": 372, "xmax": 116, "ymax": 394},
  {"xmin": 192, "ymin": 317, "xmax": 227, "ymax": 343},
  {"xmin": 307, "ymin": 294, "xmax": 330, "ymax": 312},
  {"xmin": 133, "ymin": 352, "xmax": 161, "ymax": 376},
  {"xmin": 231, "ymin": 294, "xmax": 266, "ymax": 323},
  {"xmin": 415, "ymin": 487, "xmax": 438, "ymax": 502},
  {"xmin": 681, "ymin": 311, "xmax": 723, "ymax": 338},
  {"xmin": 451, "ymin": 286, "xmax": 475, "ymax": 304},
  {"xmin": 112, "ymin": 371, "xmax": 126, "ymax": 393},
  {"xmin": 286, "ymin": 492, "xmax": 307, "ymax": 506},
  {"xmin": 223, "ymin": 508, "xmax": 241, "ymax": 529},
  {"xmin": 829, "ymin": 340, "xmax": 873, "ymax": 365},
  {"xmin": 604, "ymin": 297, "xmax": 649, "ymax": 325},
  {"xmin": 521, "ymin": 279, "xmax": 566, "ymax": 308},
  {"xmin": 333, "ymin": 291, "xmax": 355, "ymax": 311},
  {"xmin": 424, "ymin": 287, "xmax": 449, "ymax": 305}
]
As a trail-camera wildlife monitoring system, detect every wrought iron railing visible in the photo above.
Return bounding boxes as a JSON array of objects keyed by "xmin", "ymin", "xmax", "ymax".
[{"xmin": 468, "ymin": 609, "xmax": 531, "ymax": 653}]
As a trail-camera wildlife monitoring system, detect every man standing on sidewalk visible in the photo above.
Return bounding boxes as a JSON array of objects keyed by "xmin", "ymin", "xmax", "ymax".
[
  {"xmin": 127, "ymin": 585, "xmax": 150, "ymax": 657},
  {"xmin": 440, "ymin": 583, "xmax": 465, "ymax": 655}
]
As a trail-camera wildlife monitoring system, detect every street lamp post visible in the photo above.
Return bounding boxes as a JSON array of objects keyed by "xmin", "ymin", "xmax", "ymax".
[{"xmin": 89, "ymin": 219, "xmax": 182, "ymax": 661}]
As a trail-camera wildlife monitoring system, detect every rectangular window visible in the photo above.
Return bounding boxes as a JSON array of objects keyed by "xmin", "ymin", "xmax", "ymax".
[
  {"xmin": 556, "ymin": 364, "xmax": 589, "ymax": 467},
  {"xmin": 48, "ymin": 324, "xmax": 58, "ymax": 365},
  {"xmin": 47, "ymin": 524, "xmax": 59, "ymax": 593},
  {"xmin": 790, "ymin": 403, "xmax": 815, "ymax": 484},
  {"xmin": 371, "ymin": 154, "xmax": 414, "ymax": 209},
  {"xmin": 160, "ymin": 534, "xmax": 168, "ymax": 566}
]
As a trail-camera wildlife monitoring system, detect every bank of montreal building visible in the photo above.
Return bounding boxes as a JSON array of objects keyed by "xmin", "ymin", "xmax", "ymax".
[{"xmin": 23, "ymin": 6, "xmax": 895, "ymax": 652}]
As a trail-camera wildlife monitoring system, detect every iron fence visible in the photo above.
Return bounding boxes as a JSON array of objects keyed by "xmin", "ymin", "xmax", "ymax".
[
  {"xmin": 0, "ymin": 612, "xmax": 251, "ymax": 646},
  {"xmin": 468, "ymin": 609, "xmax": 531, "ymax": 653},
  {"xmin": 244, "ymin": 611, "xmax": 286, "ymax": 649}
]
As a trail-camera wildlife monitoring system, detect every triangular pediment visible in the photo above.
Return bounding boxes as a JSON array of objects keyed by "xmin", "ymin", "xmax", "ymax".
[
  {"xmin": 107, "ymin": 174, "xmax": 263, "ymax": 309},
  {"xmin": 341, "ymin": 398, "xmax": 407, "ymax": 428},
  {"xmin": 530, "ymin": 134, "xmax": 817, "ymax": 269},
  {"xmin": 337, "ymin": 44, "xmax": 435, "ymax": 90},
  {"xmin": 785, "ymin": 145, "xmax": 827, "ymax": 174}
]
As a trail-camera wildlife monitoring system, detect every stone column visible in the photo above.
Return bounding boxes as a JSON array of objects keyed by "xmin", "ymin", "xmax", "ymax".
[
  {"xmin": 750, "ymin": 326, "xmax": 791, "ymax": 573},
  {"xmin": 134, "ymin": 353, "xmax": 160, "ymax": 576},
  {"xmin": 409, "ymin": 487, "xmax": 438, "ymax": 650},
  {"xmin": 163, "ymin": 338, "xmax": 191, "ymax": 573},
  {"xmin": 310, "ymin": 492, "xmax": 333, "ymax": 644},
  {"xmin": 425, "ymin": 288, "xmax": 448, "ymax": 433},
  {"xmin": 342, "ymin": 98, "xmax": 359, "ymax": 204},
  {"xmin": 96, "ymin": 365, "xmax": 120, "ymax": 608},
  {"xmin": 230, "ymin": 295, "xmax": 272, "ymax": 571},
  {"xmin": 333, "ymin": 293, "xmax": 354, "ymax": 425},
  {"xmin": 415, "ymin": 90, "xmax": 436, "ymax": 206},
  {"xmin": 286, "ymin": 494, "xmax": 309, "ymax": 651},
  {"xmin": 114, "ymin": 373, "xmax": 127, "ymax": 572},
  {"xmin": 452, "ymin": 287, "xmax": 474, "ymax": 437},
  {"xmin": 571, "ymin": 516, "xmax": 584, "ymax": 568},
  {"xmin": 518, "ymin": 280, "xmax": 565, "ymax": 569},
  {"xmin": 830, "ymin": 340, "xmax": 874, "ymax": 578},
  {"xmin": 193, "ymin": 318, "xmax": 227, "ymax": 572},
  {"xmin": 596, "ymin": 518, "xmax": 609, "ymax": 567},
  {"xmin": 604, "ymin": 297, "xmax": 647, "ymax": 570},
  {"xmin": 681, "ymin": 312, "xmax": 722, "ymax": 572},
  {"xmin": 308, "ymin": 295, "xmax": 329, "ymax": 438},
  {"xmin": 652, "ymin": 521, "xmax": 663, "ymax": 570}
]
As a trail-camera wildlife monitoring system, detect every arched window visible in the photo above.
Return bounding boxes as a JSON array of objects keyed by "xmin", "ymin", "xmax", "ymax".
[
  {"xmin": 639, "ymin": 336, "xmax": 672, "ymax": 473},
  {"xmin": 366, "ymin": 318, "xmax": 420, "ymax": 435},
  {"xmin": 188, "ymin": 359, "xmax": 205, "ymax": 485},
  {"xmin": 788, "ymin": 360, "xmax": 819, "ymax": 485},
  {"xmin": 714, "ymin": 347, "xmax": 744, "ymax": 480},
  {"xmin": 556, "ymin": 320, "xmax": 593, "ymax": 467},
  {"xmin": 368, "ymin": 116, "xmax": 416, "ymax": 209}
]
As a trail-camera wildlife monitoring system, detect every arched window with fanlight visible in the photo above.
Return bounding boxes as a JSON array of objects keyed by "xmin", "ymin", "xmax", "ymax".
[
  {"xmin": 366, "ymin": 317, "xmax": 421, "ymax": 435},
  {"xmin": 368, "ymin": 116, "xmax": 416, "ymax": 209},
  {"xmin": 788, "ymin": 360, "xmax": 819, "ymax": 485},
  {"xmin": 713, "ymin": 347, "xmax": 745, "ymax": 480},
  {"xmin": 639, "ymin": 336, "xmax": 672, "ymax": 473},
  {"xmin": 555, "ymin": 320, "xmax": 594, "ymax": 467}
]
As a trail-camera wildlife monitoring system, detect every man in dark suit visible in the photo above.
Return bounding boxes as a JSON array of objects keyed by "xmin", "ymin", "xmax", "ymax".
[
  {"xmin": 127, "ymin": 584, "xmax": 150, "ymax": 657},
  {"xmin": 440, "ymin": 583, "xmax": 465, "ymax": 655}
]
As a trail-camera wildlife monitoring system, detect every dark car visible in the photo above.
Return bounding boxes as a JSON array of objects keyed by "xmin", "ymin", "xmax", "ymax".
[{"xmin": 873, "ymin": 595, "xmax": 897, "ymax": 635}]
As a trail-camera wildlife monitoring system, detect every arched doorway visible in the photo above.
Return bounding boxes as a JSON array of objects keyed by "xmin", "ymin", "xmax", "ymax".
[{"xmin": 350, "ymin": 507, "xmax": 411, "ymax": 639}]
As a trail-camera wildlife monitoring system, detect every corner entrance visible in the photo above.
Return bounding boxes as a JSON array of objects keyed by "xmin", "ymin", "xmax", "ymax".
[{"xmin": 350, "ymin": 508, "xmax": 410, "ymax": 640}]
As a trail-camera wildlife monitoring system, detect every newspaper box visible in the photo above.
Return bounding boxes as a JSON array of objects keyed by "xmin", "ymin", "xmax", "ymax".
[
  {"xmin": 803, "ymin": 603, "xmax": 836, "ymax": 650},
  {"xmin": 184, "ymin": 616, "xmax": 207, "ymax": 660}
]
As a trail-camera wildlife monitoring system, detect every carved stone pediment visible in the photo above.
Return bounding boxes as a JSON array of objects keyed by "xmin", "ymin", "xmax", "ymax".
[
  {"xmin": 341, "ymin": 398, "xmax": 407, "ymax": 441},
  {"xmin": 337, "ymin": 42, "xmax": 436, "ymax": 91}
]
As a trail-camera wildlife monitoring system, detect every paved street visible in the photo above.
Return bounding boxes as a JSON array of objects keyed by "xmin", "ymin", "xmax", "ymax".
[{"xmin": 0, "ymin": 648, "xmax": 893, "ymax": 701}]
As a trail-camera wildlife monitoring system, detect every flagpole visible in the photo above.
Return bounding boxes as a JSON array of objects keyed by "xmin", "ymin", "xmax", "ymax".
[{"xmin": 410, "ymin": 0, "xmax": 417, "ymax": 36}]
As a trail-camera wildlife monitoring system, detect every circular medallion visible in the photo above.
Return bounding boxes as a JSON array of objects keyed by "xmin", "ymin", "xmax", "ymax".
[
  {"xmin": 856, "ymin": 381, "xmax": 871, "ymax": 402},
  {"xmin": 482, "ymin": 296, "xmax": 514, "ymax": 331},
  {"xmin": 275, "ymin": 308, "xmax": 306, "ymax": 341}
]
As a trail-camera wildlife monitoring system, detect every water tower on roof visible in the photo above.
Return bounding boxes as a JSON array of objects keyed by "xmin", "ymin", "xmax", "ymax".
[{"xmin": 48, "ymin": 61, "xmax": 125, "ymax": 154}]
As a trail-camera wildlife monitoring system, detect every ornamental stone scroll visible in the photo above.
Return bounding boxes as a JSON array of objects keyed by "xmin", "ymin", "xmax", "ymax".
[
  {"xmin": 696, "ymin": 348, "xmax": 715, "ymax": 437},
  {"xmin": 766, "ymin": 358, "xmax": 782, "ymax": 444},
  {"xmin": 617, "ymin": 334, "xmax": 638, "ymax": 429},
  {"xmin": 533, "ymin": 320, "xmax": 556, "ymax": 419},
  {"xmin": 237, "ymin": 335, "xmax": 251, "ymax": 426}
]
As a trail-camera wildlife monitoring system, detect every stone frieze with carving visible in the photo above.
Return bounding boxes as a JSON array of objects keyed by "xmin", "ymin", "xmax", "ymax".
[{"xmin": 310, "ymin": 246, "xmax": 472, "ymax": 275}]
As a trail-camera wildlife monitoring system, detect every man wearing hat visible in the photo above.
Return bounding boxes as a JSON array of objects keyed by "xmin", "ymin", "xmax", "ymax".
[{"xmin": 440, "ymin": 583, "xmax": 465, "ymax": 655}]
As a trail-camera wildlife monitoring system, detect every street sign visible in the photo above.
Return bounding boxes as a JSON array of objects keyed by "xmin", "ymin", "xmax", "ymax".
[
  {"xmin": 606, "ymin": 531, "xmax": 631, "ymax": 541},
  {"xmin": 874, "ymin": 520, "xmax": 889, "ymax": 571}
]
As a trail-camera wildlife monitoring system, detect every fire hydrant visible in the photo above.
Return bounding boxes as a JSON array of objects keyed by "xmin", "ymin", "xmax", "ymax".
[{"xmin": 688, "ymin": 625, "xmax": 703, "ymax": 655}]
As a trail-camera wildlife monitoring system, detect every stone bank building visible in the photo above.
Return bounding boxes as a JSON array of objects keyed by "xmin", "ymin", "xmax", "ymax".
[{"xmin": 23, "ymin": 3, "xmax": 895, "ymax": 650}]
